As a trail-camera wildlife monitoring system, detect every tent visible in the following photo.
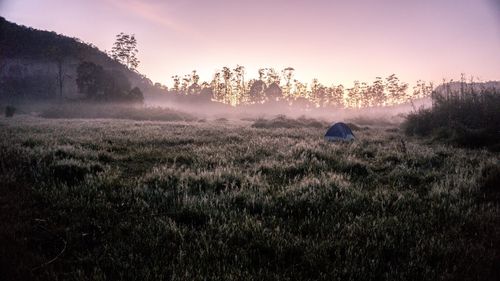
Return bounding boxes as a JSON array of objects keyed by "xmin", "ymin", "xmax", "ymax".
[{"xmin": 324, "ymin": 122, "xmax": 355, "ymax": 141}]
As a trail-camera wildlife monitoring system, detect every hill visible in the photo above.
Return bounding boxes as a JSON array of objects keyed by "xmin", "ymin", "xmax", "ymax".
[{"xmin": 0, "ymin": 17, "xmax": 157, "ymax": 101}]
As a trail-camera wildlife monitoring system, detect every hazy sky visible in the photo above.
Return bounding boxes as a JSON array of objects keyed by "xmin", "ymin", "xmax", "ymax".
[{"xmin": 2, "ymin": 0, "xmax": 500, "ymax": 87}]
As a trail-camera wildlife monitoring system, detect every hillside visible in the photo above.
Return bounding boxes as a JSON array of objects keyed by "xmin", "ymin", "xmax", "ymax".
[{"xmin": 0, "ymin": 17, "xmax": 155, "ymax": 101}]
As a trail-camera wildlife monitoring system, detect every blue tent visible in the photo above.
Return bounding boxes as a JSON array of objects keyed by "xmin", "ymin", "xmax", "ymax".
[{"xmin": 325, "ymin": 122, "xmax": 355, "ymax": 141}]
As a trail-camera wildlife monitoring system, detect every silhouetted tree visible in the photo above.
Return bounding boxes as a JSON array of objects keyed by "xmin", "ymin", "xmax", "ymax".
[
  {"xmin": 248, "ymin": 79, "xmax": 266, "ymax": 104},
  {"xmin": 326, "ymin": 85, "xmax": 344, "ymax": 108},
  {"xmin": 233, "ymin": 65, "xmax": 246, "ymax": 104},
  {"xmin": 265, "ymin": 82, "xmax": 283, "ymax": 102},
  {"xmin": 371, "ymin": 77, "xmax": 385, "ymax": 106},
  {"xmin": 163, "ymin": 64, "xmax": 424, "ymax": 108},
  {"xmin": 171, "ymin": 75, "xmax": 180, "ymax": 92},
  {"xmin": 265, "ymin": 68, "xmax": 280, "ymax": 86},
  {"xmin": 360, "ymin": 82, "xmax": 370, "ymax": 107},
  {"xmin": 46, "ymin": 44, "xmax": 74, "ymax": 100},
  {"xmin": 222, "ymin": 67, "xmax": 232, "ymax": 104},
  {"xmin": 181, "ymin": 74, "xmax": 190, "ymax": 94},
  {"xmin": 282, "ymin": 67, "xmax": 295, "ymax": 101},
  {"xmin": 187, "ymin": 70, "xmax": 201, "ymax": 95},
  {"xmin": 199, "ymin": 82, "xmax": 213, "ymax": 102},
  {"xmin": 211, "ymin": 71, "xmax": 223, "ymax": 102},
  {"xmin": 111, "ymin": 32, "xmax": 140, "ymax": 70},
  {"xmin": 347, "ymin": 81, "xmax": 362, "ymax": 108},
  {"xmin": 293, "ymin": 80, "xmax": 308, "ymax": 103},
  {"xmin": 311, "ymin": 79, "xmax": 326, "ymax": 107},
  {"xmin": 385, "ymin": 74, "xmax": 408, "ymax": 104}
]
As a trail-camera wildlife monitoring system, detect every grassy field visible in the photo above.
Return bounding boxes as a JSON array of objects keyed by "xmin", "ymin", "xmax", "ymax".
[{"xmin": 1, "ymin": 116, "xmax": 499, "ymax": 280}]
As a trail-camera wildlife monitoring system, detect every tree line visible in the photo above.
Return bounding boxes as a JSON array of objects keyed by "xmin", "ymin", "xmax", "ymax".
[
  {"xmin": 159, "ymin": 67, "xmax": 433, "ymax": 108},
  {"xmin": 103, "ymin": 32, "xmax": 433, "ymax": 108}
]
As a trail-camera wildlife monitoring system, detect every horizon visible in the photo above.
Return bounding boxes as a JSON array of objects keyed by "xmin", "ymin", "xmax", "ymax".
[{"xmin": 2, "ymin": 0, "xmax": 500, "ymax": 87}]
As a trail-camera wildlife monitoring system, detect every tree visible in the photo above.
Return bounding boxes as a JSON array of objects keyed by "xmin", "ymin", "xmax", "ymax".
[
  {"xmin": 265, "ymin": 68, "xmax": 280, "ymax": 86},
  {"xmin": 111, "ymin": 32, "xmax": 140, "ymax": 70},
  {"xmin": 385, "ymin": 74, "xmax": 408, "ymax": 105},
  {"xmin": 265, "ymin": 83, "xmax": 283, "ymax": 102},
  {"xmin": 311, "ymin": 79, "xmax": 327, "ymax": 107},
  {"xmin": 330, "ymin": 84, "xmax": 345, "ymax": 108},
  {"xmin": 46, "ymin": 44, "xmax": 74, "ymax": 100},
  {"xmin": 76, "ymin": 61, "xmax": 141, "ymax": 103},
  {"xmin": 294, "ymin": 80, "xmax": 308, "ymax": 100},
  {"xmin": 104, "ymin": 70, "xmax": 132, "ymax": 101},
  {"xmin": 360, "ymin": 82, "xmax": 370, "ymax": 107},
  {"xmin": 211, "ymin": 71, "xmax": 223, "ymax": 102},
  {"xmin": 199, "ymin": 82, "xmax": 213, "ymax": 102},
  {"xmin": 347, "ymin": 81, "xmax": 362, "ymax": 108},
  {"xmin": 128, "ymin": 87, "xmax": 144, "ymax": 103},
  {"xmin": 171, "ymin": 75, "xmax": 180, "ymax": 92},
  {"xmin": 371, "ymin": 77, "xmax": 385, "ymax": 107},
  {"xmin": 248, "ymin": 79, "xmax": 266, "ymax": 104},
  {"xmin": 221, "ymin": 66, "xmax": 232, "ymax": 105},
  {"xmin": 187, "ymin": 70, "xmax": 201, "ymax": 95},
  {"xmin": 76, "ymin": 61, "xmax": 105, "ymax": 99},
  {"xmin": 181, "ymin": 74, "xmax": 190, "ymax": 94},
  {"xmin": 233, "ymin": 65, "xmax": 246, "ymax": 104},
  {"xmin": 282, "ymin": 67, "xmax": 295, "ymax": 101}
]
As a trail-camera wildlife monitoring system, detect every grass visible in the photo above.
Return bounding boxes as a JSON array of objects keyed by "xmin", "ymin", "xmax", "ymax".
[
  {"xmin": 0, "ymin": 116, "xmax": 499, "ymax": 280},
  {"xmin": 39, "ymin": 102, "xmax": 195, "ymax": 122},
  {"xmin": 252, "ymin": 115, "xmax": 328, "ymax": 129}
]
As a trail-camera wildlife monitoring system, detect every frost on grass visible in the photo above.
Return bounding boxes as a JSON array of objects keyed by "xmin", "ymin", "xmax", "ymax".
[{"xmin": 0, "ymin": 117, "xmax": 499, "ymax": 280}]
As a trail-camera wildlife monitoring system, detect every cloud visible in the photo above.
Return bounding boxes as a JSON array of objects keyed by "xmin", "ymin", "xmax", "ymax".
[{"xmin": 104, "ymin": 0, "xmax": 203, "ymax": 40}]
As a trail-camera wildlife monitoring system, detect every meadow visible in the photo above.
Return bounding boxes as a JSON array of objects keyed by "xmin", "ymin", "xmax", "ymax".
[{"xmin": 1, "ymin": 115, "xmax": 499, "ymax": 280}]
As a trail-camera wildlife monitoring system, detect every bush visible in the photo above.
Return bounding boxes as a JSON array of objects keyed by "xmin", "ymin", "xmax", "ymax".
[
  {"xmin": 5, "ymin": 106, "xmax": 16, "ymax": 117},
  {"xmin": 402, "ymin": 86, "xmax": 500, "ymax": 149},
  {"xmin": 479, "ymin": 163, "xmax": 500, "ymax": 194},
  {"xmin": 403, "ymin": 108, "xmax": 434, "ymax": 136}
]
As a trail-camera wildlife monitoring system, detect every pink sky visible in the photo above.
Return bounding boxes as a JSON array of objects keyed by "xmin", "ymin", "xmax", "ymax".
[{"xmin": 2, "ymin": 0, "xmax": 500, "ymax": 87}]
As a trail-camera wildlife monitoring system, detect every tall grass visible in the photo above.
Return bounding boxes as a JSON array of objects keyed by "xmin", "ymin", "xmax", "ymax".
[{"xmin": 403, "ymin": 84, "xmax": 500, "ymax": 150}]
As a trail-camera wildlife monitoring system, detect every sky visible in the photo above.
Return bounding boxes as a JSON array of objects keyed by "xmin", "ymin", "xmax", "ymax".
[{"xmin": 1, "ymin": 0, "xmax": 500, "ymax": 87}]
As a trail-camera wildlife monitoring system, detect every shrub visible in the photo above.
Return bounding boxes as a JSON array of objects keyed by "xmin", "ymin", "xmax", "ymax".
[
  {"xmin": 402, "ymin": 86, "xmax": 500, "ymax": 149},
  {"xmin": 479, "ymin": 163, "xmax": 500, "ymax": 194},
  {"xmin": 403, "ymin": 108, "xmax": 434, "ymax": 136},
  {"xmin": 5, "ymin": 106, "xmax": 16, "ymax": 117}
]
